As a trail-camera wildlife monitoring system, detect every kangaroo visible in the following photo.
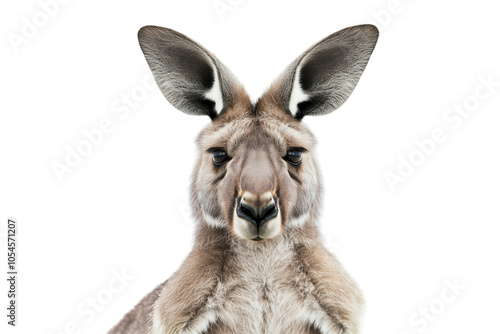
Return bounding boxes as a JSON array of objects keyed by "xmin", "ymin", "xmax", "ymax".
[{"xmin": 109, "ymin": 24, "xmax": 378, "ymax": 334}]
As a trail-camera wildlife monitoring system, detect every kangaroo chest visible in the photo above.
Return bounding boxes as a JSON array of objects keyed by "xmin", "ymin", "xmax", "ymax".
[{"xmin": 202, "ymin": 243, "xmax": 327, "ymax": 334}]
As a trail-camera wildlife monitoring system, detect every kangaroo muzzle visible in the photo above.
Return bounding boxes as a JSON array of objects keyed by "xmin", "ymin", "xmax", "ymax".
[{"xmin": 233, "ymin": 191, "xmax": 282, "ymax": 241}]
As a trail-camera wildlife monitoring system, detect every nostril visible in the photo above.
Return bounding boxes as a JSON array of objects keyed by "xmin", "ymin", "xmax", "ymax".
[
  {"xmin": 236, "ymin": 198, "xmax": 258, "ymax": 225},
  {"xmin": 260, "ymin": 198, "xmax": 278, "ymax": 223},
  {"xmin": 261, "ymin": 204, "xmax": 275, "ymax": 219},
  {"xmin": 240, "ymin": 205, "xmax": 253, "ymax": 218}
]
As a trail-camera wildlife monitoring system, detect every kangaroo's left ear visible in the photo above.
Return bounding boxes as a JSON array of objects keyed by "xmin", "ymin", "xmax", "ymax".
[
  {"xmin": 260, "ymin": 24, "xmax": 379, "ymax": 119},
  {"xmin": 138, "ymin": 26, "xmax": 246, "ymax": 119}
]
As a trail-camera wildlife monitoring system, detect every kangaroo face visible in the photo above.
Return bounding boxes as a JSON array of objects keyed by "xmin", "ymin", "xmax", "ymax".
[
  {"xmin": 193, "ymin": 112, "xmax": 320, "ymax": 241},
  {"xmin": 138, "ymin": 24, "xmax": 378, "ymax": 242}
]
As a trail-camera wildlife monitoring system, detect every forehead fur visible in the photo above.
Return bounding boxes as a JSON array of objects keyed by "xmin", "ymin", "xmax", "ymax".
[{"xmin": 196, "ymin": 111, "xmax": 316, "ymax": 153}]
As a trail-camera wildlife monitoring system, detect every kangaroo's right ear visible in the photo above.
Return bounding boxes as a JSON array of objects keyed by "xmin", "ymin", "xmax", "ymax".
[
  {"xmin": 138, "ymin": 26, "xmax": 245, "ymax": 119},
  {"xmin": 259, "ymin": 24, "xmax": 379, "ymax": 120}
]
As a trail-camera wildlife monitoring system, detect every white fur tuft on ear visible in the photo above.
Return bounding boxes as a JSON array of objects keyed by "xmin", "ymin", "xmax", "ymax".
[
  {"xmin": 204, "ymin": 66, "xmax": 224, "ymax": 114},
  {"xmin": 288, "ymin": 64, "xmax": 309, "ymax": 117}
]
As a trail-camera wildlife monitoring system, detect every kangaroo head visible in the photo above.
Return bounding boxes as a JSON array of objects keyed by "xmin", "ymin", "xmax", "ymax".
[{"xmin": 138, "ymin": 25, "xmax": 378, "ymax": 242}]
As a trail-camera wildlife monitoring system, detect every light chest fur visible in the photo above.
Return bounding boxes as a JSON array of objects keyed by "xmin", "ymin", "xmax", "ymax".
[{"xmin": 176, "ymin": 237, "xmax": 341, "ymax": 334}]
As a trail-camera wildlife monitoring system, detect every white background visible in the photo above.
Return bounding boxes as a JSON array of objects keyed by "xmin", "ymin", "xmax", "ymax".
[{"xmin": 1, "ymin": 0, "xmax": 499, "ymax": 333}]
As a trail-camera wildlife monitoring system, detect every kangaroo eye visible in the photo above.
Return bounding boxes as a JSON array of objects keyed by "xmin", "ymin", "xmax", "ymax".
[
  {"xmin": 284, "ymin": 150, "xmax": 302, "ymax": 166},
  {"xmin": 212, "ymin": 150, "xmax": 230, "ymax": 166}
]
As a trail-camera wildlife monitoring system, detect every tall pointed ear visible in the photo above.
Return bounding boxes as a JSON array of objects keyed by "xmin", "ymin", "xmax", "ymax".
[
  {"xmin": 260, "ymin": 24, "xmax": 379, "ymax": 119},
  {"xmin": 138, "ymin": 26, "xmax": 246, "ymax": 119}
]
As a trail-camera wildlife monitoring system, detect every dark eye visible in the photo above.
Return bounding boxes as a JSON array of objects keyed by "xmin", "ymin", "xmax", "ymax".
[
  {"xmin": 284, "ymin": 149, "xmax": 302, "ymax": 166},
  {"xmin": 212, "ymin": 150, "xmax": 229, "ymax": 166}
]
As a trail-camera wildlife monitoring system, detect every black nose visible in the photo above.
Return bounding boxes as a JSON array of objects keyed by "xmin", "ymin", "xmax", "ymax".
[{"xmin": 236, "ymin": 196, "xmax": 278, "ymax": 227}]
